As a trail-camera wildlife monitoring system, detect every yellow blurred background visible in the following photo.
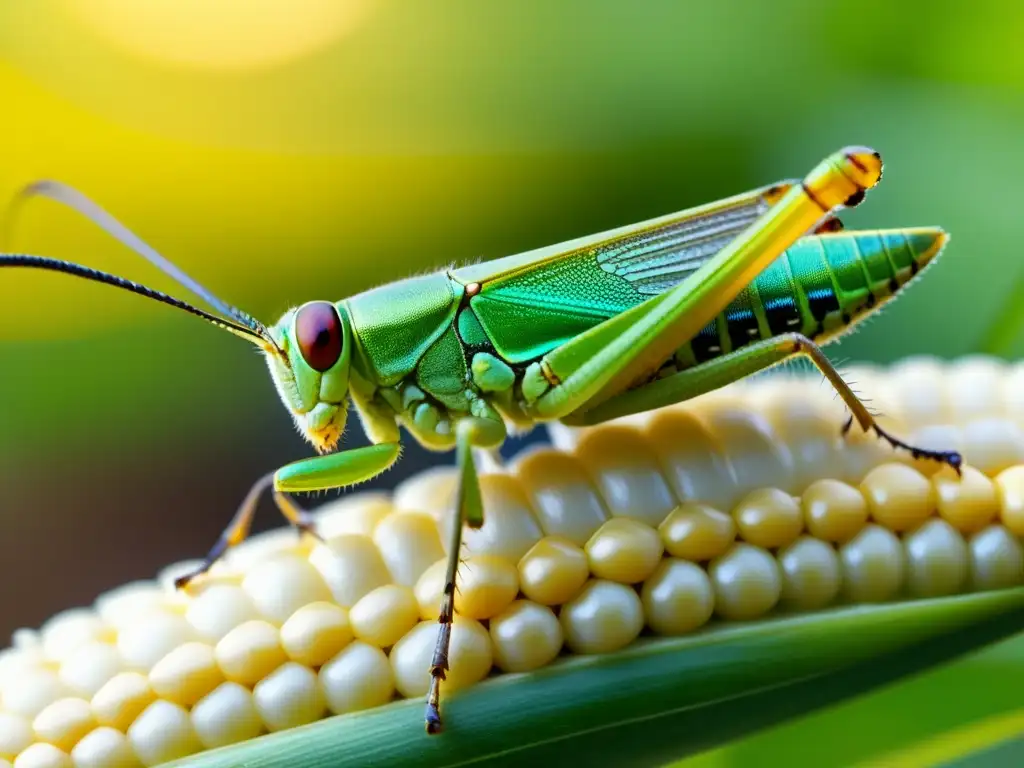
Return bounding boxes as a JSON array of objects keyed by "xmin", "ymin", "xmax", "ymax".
[{"xmin": 2, "ymin": 2, "xmax": 1024, "ymax": 765}]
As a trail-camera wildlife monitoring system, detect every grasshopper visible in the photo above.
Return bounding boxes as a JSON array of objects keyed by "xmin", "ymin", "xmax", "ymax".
[{"xmin": 0, "ymin": 146, "xmax": 962, "ymax": 733}]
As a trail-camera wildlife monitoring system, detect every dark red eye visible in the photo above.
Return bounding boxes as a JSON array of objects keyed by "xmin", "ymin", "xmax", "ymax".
[{"xmin": 295, "ymin": 301, "xmax": 343, "ymax": 372}]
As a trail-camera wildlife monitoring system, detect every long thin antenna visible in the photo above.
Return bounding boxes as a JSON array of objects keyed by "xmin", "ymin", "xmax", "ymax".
[
  {"xmin": 0, "ymin": 254, "xmax": 270, "ymax": 347},
  {"xmin": 2, "ymin": 180, "xmax": 280, "ymax": 351}
]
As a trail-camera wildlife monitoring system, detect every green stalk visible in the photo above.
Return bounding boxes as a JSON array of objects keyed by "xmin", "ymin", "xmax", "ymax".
[{"xmin": 167, "ymin": 588, "xmax": 1024, "ymax": 768}]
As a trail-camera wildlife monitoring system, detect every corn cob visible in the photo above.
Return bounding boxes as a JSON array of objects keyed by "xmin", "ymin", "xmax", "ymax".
[{"xmin": 1, "ymin": 355, "xmax": 1023, "ymax": 768}]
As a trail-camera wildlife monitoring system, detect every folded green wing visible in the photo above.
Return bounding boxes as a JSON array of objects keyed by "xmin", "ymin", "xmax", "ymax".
[{"xmin": 451, "ymin": 181, "xmax": 794, "ymax": 364}]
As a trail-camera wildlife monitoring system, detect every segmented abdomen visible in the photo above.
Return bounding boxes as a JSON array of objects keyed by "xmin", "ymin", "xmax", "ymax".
[{"xmin": 679, "ymin": 229, "xmax": 944, "ymax": 367}]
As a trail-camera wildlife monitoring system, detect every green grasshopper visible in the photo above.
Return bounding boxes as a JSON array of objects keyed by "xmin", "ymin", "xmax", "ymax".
[{"xmin": 1, "ymin": 146, "xmax": 961, "ymax": 733}]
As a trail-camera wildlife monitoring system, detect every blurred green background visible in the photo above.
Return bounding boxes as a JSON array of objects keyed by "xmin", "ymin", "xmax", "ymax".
[{"xmin": 2, "ymin": 1, "xmax": 1024, "ymax": 765}]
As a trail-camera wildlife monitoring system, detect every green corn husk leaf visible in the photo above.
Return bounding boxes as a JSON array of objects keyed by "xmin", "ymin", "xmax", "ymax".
[{"xmin": 167, "ymin": 587, "xmax": 1024, "ymax": 768}]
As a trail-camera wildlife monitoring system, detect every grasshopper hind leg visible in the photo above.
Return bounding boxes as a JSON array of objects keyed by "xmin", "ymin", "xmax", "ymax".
[
  {"xmin": 173, "ymin": 472, "xmax": 321, "ymax": 589},
  {"xmin": 565, "ymin": 333, "xmax": 963, "ymax": 474}
]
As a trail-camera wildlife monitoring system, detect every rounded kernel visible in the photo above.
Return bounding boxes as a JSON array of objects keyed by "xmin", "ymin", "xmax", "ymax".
[
  {"xmin": 585, "ymin": 518, "xmax": 664, "ymax": 584},
  {"xmin": 860, "ymin": 464, "xmax": 936, "ymax": 532},
  {"xmin": 839, "ymin": 524, "xmax": 906, "ymax": 602},
  {"xmin": 372, "ymin": 512, "xmax": 444, "ymax": 588},
  {"xmin": 241, "ymin": 552, "xmax": 333, "ymax": 625},
  {"xmin": 658, "ymin": 503, "xmax": 736, "ymax": 561},
  {"xmin": 454, "ymin": 555, "xmax": 520, "ymax": 620},
  {"xmin": 962, "ymin": 418, "xmax": 1024, "ymax": 475},
  {"xmin": 315, "ymin": 493, "xmax": 393, "ymax": 538},
  {"xmin": 489, "ymin": 601, "xmax": 563, "ymax": 673},
  {"xmin": 214, "ymin": 621, "xmax": 287, "ymax": 686},
  {"xmin": 390, "ymin": 618, "xmax": 493, "ymax": 698},
  {"xmin": 70, "ymin": 727, "xmax": 141, "ymax": 768},
  {"xmin": 517, "ymin": 537, "xmax": 589, "ymax": 606},
  {"xmin": 308, "ymin": 534, "xmax": 393, "ymax": 607},
  {"xmin": 11, "ymin": 743, "xmax": 71, "ymax": 768},
  {"xmin": 641, "ymin": 559, "xmax": 714, "ymax": 635},
  {"xmin": 89, "ymin": 672, "xmax": 154, "ymax": 732},
  {"xmin": 778, "ymin": 536, "xmax": 841, "ymax": 610},
  {"xmin": 0, "ymin": 713, "xmax": 32, "ymax": 760},
  {"xmin": 969, "ymin": 524, "xmax": 1024, "ymax": 590},
  {"xmin": 560, "ymin": 580, "xmax": 644, "ymax": 654},
  {"xmin": 574, "ymin": 426, "xmax": 678, "ymax": 526},
  {"xmin": 708, "ymin": 544, "xmax": 781, "ymax": 621},
  {"xmin": 148, "ymin": 642, "xmax": 223, "ymax": 708},
  {"xmin": 801, "ymin": 479, "xmax": 868, "ymax": 543},
  {"xmin": 31, "ymin": 698, "xmax": 93, "ymax": 753},
  {"xmin": 1, "ymin": 670, "xmax": 70, "ymax": 719},
  {"xmin": 319, "ymin": 642, "xmax": 394, "ymax": 715},
  {"xmin": 94, "ymin": 583, "xmax": 168, "ymax": 629},
  {"xmin": 732, "ymin": 488, "xmax": 803, "ymax": 549},
  {"xmin": 116, "ymin": 611, "xmax": 197, "ymax": 671},
  {"xmin": 253, "ymin": 662, "xmax": 326, "ymax": 732},
  {"xmin": 995, "ymin": 466, "xmax": 1024, "ymax": 535},
  {"xmin": 191, "ymin": 682, "xmax": 263, "ymax": 749},
  {"xmin": 934, "ymin": 466, "xmax": 998, "ymax": 534},
  {"xmin": 413, "ymin": 560, "xmax": 448, "ymax": 621},
  {"xmin": 280, "ymin": 602, "xmax": 353, "ymax": 667},
  {"xmin": 40, "ymin": 611, "xmax": 110, "ymax": 662},
  {"xmin": 904, "ymin": 519, "xmax": 968, "ymax": 597},
  {"xmin": 460, "ymin": 474, "xmax": 545, "ymax": 562},
  {"xmin": 127, "ymin": 700, "xmax": 202, "ymax": 767},
  {"xmin": 515, "ymin": 450, "xmax": 610, "ymax": 545},
  {"xmin": 348, "ymin": 585, "xmax": 419, "ymax": 648},
  {"xmin": 57, "ymin": 642, "xmax": 122, "ymax": 698},
  {"xmin": 185, "ymin": 584, "xmax": 262, "ymax": 642}
]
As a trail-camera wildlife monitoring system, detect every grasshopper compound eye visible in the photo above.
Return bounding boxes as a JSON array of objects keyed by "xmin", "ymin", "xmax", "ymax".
[{"xmin": 295, "ymin": 301, "xmax": 343, "ymax": 372}]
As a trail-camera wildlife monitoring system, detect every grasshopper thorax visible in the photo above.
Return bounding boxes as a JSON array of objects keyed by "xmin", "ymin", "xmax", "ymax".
[{"xmin": 265, "ymin": 300, "xmax": 353, "ymax": 453}]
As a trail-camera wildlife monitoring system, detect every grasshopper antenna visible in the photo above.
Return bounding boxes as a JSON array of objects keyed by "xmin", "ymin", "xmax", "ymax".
[
  {"xmin": 0, "ymin": 254, "xmax": 275, "ymax": 348},
  {"xmin": 1, "ymin": 180, "xmax": 283, "ymax": 354}
]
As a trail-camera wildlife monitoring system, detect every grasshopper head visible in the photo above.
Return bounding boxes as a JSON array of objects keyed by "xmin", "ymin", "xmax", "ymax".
[{"xmin": 265, "ymin": 301, "xmax": 352, "ymax": 453}]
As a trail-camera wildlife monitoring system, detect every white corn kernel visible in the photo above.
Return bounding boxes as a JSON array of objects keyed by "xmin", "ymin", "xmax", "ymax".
[
  {"xmin": 658, "ymin": 503, "xmax": 736, "ymax": 562},
  {"xmin": 279, "ymin": 602, "xmax": 353, "ymax": 667},
  {"xmin": 241, "ymin": 553, "xmax": 332, "ymax": 624},
  {"xmin": 801, "ymin": 479, "xmax": 869, "ymax": 544},
  {"xmin": 11, "ymin": 743, "xmax": 71, "ymax": 768},
  {"xmin": 390, "ymin": 619, "xmax": 493, "ymax": 699},
  {"xmin": 116, "ymin": 611, "xmax": 197, "ymax": 672},
  {"xmin": 903, "ymin": 519, "xmax": 968, "ymax": 597},
  {"xmin": 57, "ymin": 642, "xmax": 122, "ymax": 699},
  {"xmin": 319, "ymin": 642, "xmax": 394, "ymax": 716},
  {"xmin": 934, "ymin": 466, "xmax": 998, "ymax": 534},
  {"xmin": 253, "ymin": 662, "xmax": 326, "ymax": 732},
  {"xmin": 214, "ymin": 621, "xmax": 286, "ymax": 686},
  {"xmin": 641, "ymin": 559, "xmax": 715, "ymax": 636},
  {"xmin": 0, "ymin": 714, "xmax": 32, "ymax": 760},
  {"xmin": 30, "ymin": 698, "xmax": 92, "ymax": 753},
  {"xmin": 184, "ymin": 584, "xmax": 262, "ymax": 642},
  {"xmin": 70, "ymin": 726, "xmax": 141, "ymax": 768},
  {"xmin": 560, "ymin": 580, "xmax": 644, "ymax": 655},
  {"xmin": 777, "ymin": 537, "xmax": 841, "ymax": 611},
  {"xmin": 840, "ymin": 524, "xmax": 906, "ymax": 602},
  {"xmin": 452, "ymin": 556, "xmax": 520, "ymax": 620},
  {"xmin": 708, "ymin": 544, "xmax": 781, "ymax": 621},
  {"xmin": 585, "ymin": 518, "xmax": 663, "ymax": 584},
  {"xmin": 969, "ymin": 524, "xmax": 1024, "ymax": 590},
  {"xmin": 190, "ymin": 682, "xmax": 263, "ymax": 750},
  {"xmin": 148, "ymin": 642, "xmax": 223, "ymax": 708},
  {"xmin": 348, "ymin": 585, "xmax": 420, "ymax": 648},
  {"xmin": 89, "ymin": 672, "xmax": 154, "ymax": 732},
  {"xmin": 860, "ymin": 464, "xmax": 935, "ymax": 532},
  {"xmin": 517, "ymin": 537, "xmax": 589, "ymax": 606},
  {"xmin": 127, "ymin": 700, "xmax": 202, "ymax": 767},
  {"xmin": 489, "ymin": 601, "xmax": 563, "ymax": 673},
  {"xmin": 731, "ymin": 488, "xmax": 803, "ymax": 549},
  {"xmin": 515, "ymin": 450, "xmax": 610, "ymax": 545},
  {"xmin": 308, "ymin": 535, "xmax": 392, "ymax": 608},
  {"xmin": 372, "ymin": 512, "xmax": 444, "ymax": 587}
]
